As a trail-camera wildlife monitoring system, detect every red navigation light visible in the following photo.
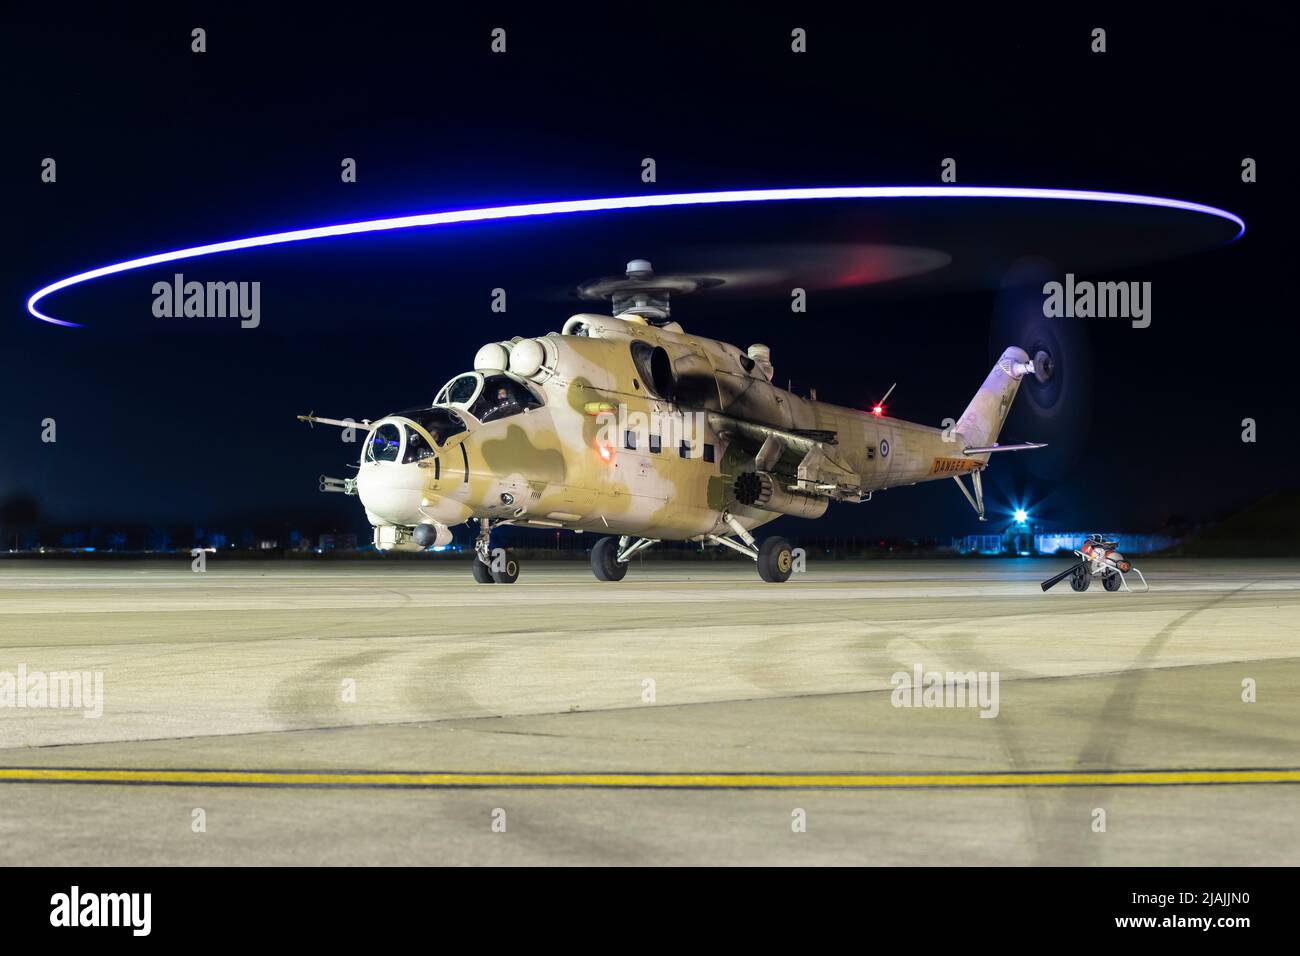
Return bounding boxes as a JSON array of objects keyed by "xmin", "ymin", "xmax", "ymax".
[{"xmin": 871, "ymin": 404, "xmax": 885, "ymax": 417}]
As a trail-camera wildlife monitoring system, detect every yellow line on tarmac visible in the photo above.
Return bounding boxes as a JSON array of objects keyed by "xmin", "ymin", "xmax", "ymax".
[{"xmin": 0, "ymin": 768, "xmax": 1298, "ymax": 789}]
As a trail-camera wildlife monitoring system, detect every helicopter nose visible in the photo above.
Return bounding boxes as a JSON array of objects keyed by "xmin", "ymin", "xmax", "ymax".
[{"xmin": 355, "ymin": 464, "xmax": 425, "ymax": 527}]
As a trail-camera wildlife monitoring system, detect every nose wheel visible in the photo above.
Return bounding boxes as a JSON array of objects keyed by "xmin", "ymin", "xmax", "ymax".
[
  {"xmin": 491, "ymin": 549, "xmax": 520, "ymax": 584},
  {"xmin": 471, "ymin": 550, "xmax": 520, "ymax": 583}
]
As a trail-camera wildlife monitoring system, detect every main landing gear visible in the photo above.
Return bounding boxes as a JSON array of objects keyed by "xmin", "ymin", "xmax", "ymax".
[
  {"xmin": 756, "ymin": 536, "xmax": 795, "ymax": 583},
  {"xmin": 589, "ymin": 514, "xmax": 796, "ymax": 584},
  {"xmin": 590, "ymin": 535, "xmax": 658, "ymax": 581},
  {"xmin": 707, "ymin": 513, "xmax": 795, "ymax": 583}
]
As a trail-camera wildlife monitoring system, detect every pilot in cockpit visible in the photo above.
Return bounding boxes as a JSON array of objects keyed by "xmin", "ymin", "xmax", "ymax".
[{"xmin": 481, "ymin": 384, "xmax": 520, "ymax": 421}]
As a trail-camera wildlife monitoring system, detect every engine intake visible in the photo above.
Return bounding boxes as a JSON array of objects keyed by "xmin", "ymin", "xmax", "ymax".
[{"xmin": 630, "ymin": 341, "xmax": 676, "ymax": 401}]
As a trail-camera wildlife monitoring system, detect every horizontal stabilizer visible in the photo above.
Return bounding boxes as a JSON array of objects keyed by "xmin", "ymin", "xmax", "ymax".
[{"xmin": 962, "ymin": 442, "xmax": 1047, "ymax": 456}]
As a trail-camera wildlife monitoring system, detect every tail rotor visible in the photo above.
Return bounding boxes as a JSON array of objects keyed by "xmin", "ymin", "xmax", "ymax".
[{"xmin": 990, "ymin": 258, "xmax": 1092, "ymax": 478}]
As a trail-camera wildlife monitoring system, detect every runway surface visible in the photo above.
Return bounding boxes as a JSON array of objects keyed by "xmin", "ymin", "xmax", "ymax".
[{"xmin": 1, "ymin": 557, "xmax": 1296, "ymax": 865}]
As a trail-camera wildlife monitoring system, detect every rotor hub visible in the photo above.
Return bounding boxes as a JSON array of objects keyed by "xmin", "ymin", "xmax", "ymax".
[{"xmin": 576, "ymin": 259, "xmax": 723, "ymax": 323}]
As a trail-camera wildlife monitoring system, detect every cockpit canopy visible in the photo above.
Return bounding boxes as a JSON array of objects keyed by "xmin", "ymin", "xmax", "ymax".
[
  {"xmin": 366, "ymin": 422, "xmax": 403, "ymax": 463},
  {"xmin": 434, "ymin": 372, "xmax": 543, "ymax": 423},
  {"xmin": 363, "ymin": 407, "xmax": 467, "ymax": 465},
  {"xmin": 363, "ymin": 374, "xmax": 545, "ymax": 465},
  {"xmin": 398, "ymin": 406, "xmax": 467, "ymax": 446}
]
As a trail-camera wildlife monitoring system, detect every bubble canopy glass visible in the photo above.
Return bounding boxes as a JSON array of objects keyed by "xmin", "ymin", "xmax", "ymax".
[
  {"xmin": 435, "ymin": 373, "xmax": 482, "ymax": 408},
  {"xmin": 434, "ymin": 372, "xmax": 542, "ymax": 422}
]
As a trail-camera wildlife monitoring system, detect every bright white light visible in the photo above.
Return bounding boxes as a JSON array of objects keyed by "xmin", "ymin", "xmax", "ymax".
[
  {"xmin": 1014, "ymin": 509, "xmax": 1028, "ymax": 524},
  {"xmin": 26, "ymin": 185, "xmax": 1247, "ymax": 327}
]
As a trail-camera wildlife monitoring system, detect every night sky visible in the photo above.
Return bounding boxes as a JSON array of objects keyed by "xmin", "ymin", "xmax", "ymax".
[{"xmin": 1, "ymin": 10, "xmax": 1292, "ymax": 546}]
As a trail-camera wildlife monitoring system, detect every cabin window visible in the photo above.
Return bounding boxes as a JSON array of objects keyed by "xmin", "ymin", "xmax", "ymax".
[
  {"xmin": 649, "ymin": 435, "xmax": 661, "ymax": 454},
  {"xmin": 624, "ymin": 430, "xmax": 637, "ymax": 450},
  {"xmin": 702, "ymin": 443, "xmax": 715, "ymax": 463},
  {"xmin": 679, "ymin": 440, "xmax": 691, "ymax": 459}
]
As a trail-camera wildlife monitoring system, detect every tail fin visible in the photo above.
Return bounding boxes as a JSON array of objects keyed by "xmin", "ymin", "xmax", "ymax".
[{"xmin": 953, "ymin": 346, "xmax": 1033, "ymax": 451}]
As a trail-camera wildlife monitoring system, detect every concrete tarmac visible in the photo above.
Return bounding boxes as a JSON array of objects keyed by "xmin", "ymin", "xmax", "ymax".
[{"xmin": 0, "ymin": 557, "xmax": 1296, "ymax": 865}]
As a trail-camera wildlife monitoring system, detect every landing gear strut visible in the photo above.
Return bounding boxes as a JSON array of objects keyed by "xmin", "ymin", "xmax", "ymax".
[
  {"xmin": 471, "ymin": 517, "xmax": 520, "ymax": 585},
  {"xmin": 591, "ymin": 535, "xmax": 658, "ymax": 581},
  {"xmin": 707, "ymin": 513, "xmax": 795, "ymax": 583}
]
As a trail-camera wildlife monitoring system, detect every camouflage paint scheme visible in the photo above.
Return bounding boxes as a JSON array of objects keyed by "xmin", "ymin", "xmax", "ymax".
[{"xmin": 350, "ymin": 311, "xmax": 1030, "ymax": 550}]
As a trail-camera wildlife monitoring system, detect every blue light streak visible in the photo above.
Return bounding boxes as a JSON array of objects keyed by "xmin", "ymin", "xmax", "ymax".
[{"xmin": 27, "ymin": 186, "xmax": 1246, "ymax": 327}]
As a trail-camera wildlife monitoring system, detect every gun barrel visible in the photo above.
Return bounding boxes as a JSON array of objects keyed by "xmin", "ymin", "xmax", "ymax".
[{"xmin": 319, "ymin": 475, "xmax": 355, "ymax": 495}]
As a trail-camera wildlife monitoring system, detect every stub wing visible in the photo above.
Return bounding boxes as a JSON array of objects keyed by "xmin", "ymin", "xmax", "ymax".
[{"xmin": 708, "ymin": 412, "xmax": 865, "ymax": 502}]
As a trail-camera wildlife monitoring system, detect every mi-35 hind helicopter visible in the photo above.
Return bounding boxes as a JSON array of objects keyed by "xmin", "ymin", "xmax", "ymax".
[{"xmin": 299, "ymin": 259, "xmax": 1048, "ymax": 584}]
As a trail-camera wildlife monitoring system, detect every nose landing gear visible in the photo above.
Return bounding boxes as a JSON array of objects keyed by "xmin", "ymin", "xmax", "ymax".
[
  {"xmin": 471, "ymin": 558, "xmax": 494, "ymax": 584},
  {"xmin": 471, "ymin": 547, "xmax": 520, "ymax": 583},
  {"xmin": 490, "ymin": 549, "xmax": 520, "ymax": 584},
  {"xmin": 470, "ymin": 517, "xmax": 520, "ymax": 584}
]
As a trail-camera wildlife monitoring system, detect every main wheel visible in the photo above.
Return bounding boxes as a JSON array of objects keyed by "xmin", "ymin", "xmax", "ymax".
[
  {"xmin": 757, "ymin": 536, "xmax": 795, "ymax": 583},
  {"xmin": 591, "ymin": 536, "xmax": 628, "ymax": 582},
  {"xmin": 490, "ymin": 548, "xmax": 520, "ymax": 584},
  {"xmin": 1102, "ymin": 569, "xmax": 1122, "ymax": 592},
  {"xmin": 471, "ymin": 557, "xmax": 494, "ymax": 584},
  {"xmin": 1070, "ymin": 565, "xmax": 1091, "ymax": 591}
]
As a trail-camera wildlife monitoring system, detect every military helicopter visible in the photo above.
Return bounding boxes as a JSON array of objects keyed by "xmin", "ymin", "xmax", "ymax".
[{"xmin": 300, "ymin": 259, "xmax": 1048, "ymax": 583}]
